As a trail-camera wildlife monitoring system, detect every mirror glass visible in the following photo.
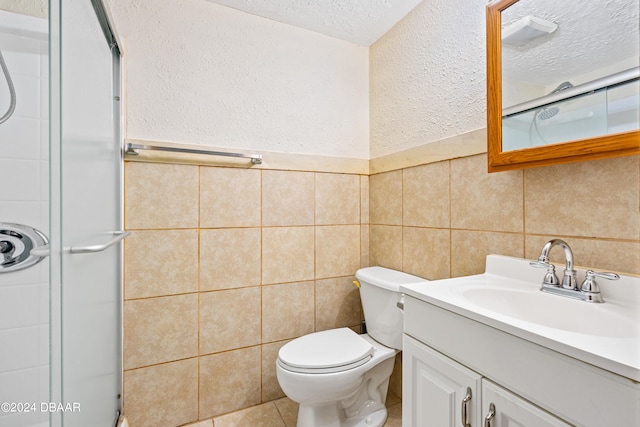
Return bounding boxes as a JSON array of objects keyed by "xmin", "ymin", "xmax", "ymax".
[{"xmin": 500, "ymin": 0, "xmax": 639, "ymax": 152}]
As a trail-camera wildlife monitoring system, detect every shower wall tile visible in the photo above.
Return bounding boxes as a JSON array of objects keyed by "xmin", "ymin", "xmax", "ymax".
[
  {"xmin": 315, "ymin": 225, "xmax": 361, "ymax": 279},
  {"xmin": 403, "ymin": 161, "xmax": 450, "ymax": 228},
  {"xmin": 38, "ymin": 159, "xmax": 47, "ymax": 200},
  {"xmin": 262, "ymin": 170, "xmax": 315, "ymax": 226},
  {"xmin": 199, "ymin": 287, "xmax": 261, "ymax": 354},
  {"xmin": 0, "ymin": 368, "xmax": 36, "ymax": 402},
  {"xmin": 315, "ymin": 276, "xmax": 362, "ymax": 331},
  {"xmin": 11, "ymin": 74, "xmax": 40, "ymax": 118},
  {"xmin": 0, "ymin": 201, "xmax": 42, "ymax": 226},
  {"xmin": 450, "ymin": 154, "xmax": 523, "ymax": 233},
  {"xmin": 0, "ymin": 367, "xmax": 48, "ymax": 427},
  {"xmin": 124, "ymin": 229, "xmax": 198, "ymax": 299},
  {"xmin": 0, "ymin": 159, "xmax": 40, "ymax": 201},
  {"xmin": 37, "ymin": 324, "xmax": 48, "ymax": 366},
  {"xmin": 123, "ymin": 294, "xmax": 198, "ymax": 370},
  {"xmin": 200, "ymin": 227, "xmax": 261, "ymax": 291},
  {"xmin": 40, "ymin": 120, "xmax": 49, "ymax": 159},
  {"xmin": 0, "ymin": 327, "xmax": 39, "ymax": 373},
  {"xmin": 370, "ymin": 170, "xmax": 402, "ymax": 225},
  {"xmin": 262, "ymin": 226, "xmax": 315, "ymax": 284},
  {"xmin": 0, "ymin": 284, "xmax": 39, "ymax": 329},
  {"xmin": 199, "ymin": 346, "xmax": 261, "ymax": 419},
  {"xmin": 2, "ymin": 41, "xmax": 41, "ymax": 76},
  {"xmin": 0, "ymin": 117, "xmax": 40, "ymax": 160},
  {"xmin": 262, "ymin": 281, "xmax": 315, "ymax": 342},
  {"xmin": 0, "ymin": 25, "xmax": 48, "ymax": 426},
  {"xmin": 200, "ymin": 167, "xmax": 261, "ymax": 228},
  {"xmin": 125, "ymin": 162, "xmax": 198, "ymax": 229},
  {"xmin": 315, "ymin": 172, "xmax": 360, "ymax": 225},
  {"xmin": 123, "ymin": 358, "xmax": 198, "ymax": 427},
  {"xmin": 524, "ymin": 156, "xmax": 640, "ymax": 240}
]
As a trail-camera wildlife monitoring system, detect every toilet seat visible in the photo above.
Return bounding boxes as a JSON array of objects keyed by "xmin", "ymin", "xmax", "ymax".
[{"xmin": 278, "ymin": 328, "xmax": 374, "ymax": 374}]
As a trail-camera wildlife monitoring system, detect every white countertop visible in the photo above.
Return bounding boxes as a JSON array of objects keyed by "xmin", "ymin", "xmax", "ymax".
[{"xmin": 400, "ymin": 255, "xmax": 640, "ymax": 382}]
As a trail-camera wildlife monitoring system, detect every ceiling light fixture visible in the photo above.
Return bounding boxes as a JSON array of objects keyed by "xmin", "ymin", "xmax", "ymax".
[{"xmin": 502, "ymin": 15, "xmax": 558, "ymax": 47}]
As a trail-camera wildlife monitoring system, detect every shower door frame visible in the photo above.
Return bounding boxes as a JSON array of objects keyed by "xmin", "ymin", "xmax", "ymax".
[{"xmin": 49, "ymin": 0, "xmax": 124, "ymax": 426}]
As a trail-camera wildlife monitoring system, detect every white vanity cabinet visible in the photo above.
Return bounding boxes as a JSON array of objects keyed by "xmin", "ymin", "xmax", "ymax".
[
  {"xmin": 404, "ymin": 335, "xmax": 570, "ymax": 427},
  {"xmin": 402, "ymin": 294, "xmax": 640, "ymax": 427},
  {"xmin": 403, "ymin": 335, "xmax": 482, "ymax": 426},
  {"xmin": 481, "ymin": 380, "xmax": 570, "ymax": 427}
]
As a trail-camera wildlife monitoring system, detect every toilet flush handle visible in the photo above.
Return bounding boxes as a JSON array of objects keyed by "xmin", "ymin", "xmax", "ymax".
[{"xmin": 396, "ymin": 293, "xmax": 405, "ymax": 310}]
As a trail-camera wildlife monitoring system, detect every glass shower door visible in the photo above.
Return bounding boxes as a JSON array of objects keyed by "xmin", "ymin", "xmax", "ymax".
[{"xmin": 49, "ymin": 0, "xmax": 123, "ymax": 426}]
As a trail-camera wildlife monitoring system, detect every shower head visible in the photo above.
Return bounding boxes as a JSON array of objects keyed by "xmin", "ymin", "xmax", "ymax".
[
  {"xmin": 536, "ymin": 81, "xmax": 573, "ymax": 120},
  {"xmin": 537, "ymin": 106, "xmax": 559, "ymax": 120}
]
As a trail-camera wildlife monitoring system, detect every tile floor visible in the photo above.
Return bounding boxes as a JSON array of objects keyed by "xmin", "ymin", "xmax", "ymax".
[{"xmin": 182, "ymin": 394, "xmax": 402, "ymax": 427}]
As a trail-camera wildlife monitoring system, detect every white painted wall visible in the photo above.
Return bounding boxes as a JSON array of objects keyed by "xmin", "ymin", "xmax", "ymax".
[
  {"xmin": 106, "ymin": 0, "xmax": 370, "ymax": 159},
  {"xmin": 370, "ymin": 0, "xmax": 487, "ymax": 159}
]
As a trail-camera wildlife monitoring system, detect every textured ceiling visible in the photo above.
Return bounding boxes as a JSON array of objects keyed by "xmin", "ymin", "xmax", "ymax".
[
  {"xmin": 205, "ymin": 0, "xmax": 639, "ymax": 87},
  {"xmin": 502, "ymin": 0, "xmax": 639, "ymax": 88},
  {"xmin": 206, "ymin": 0, "xmax": 423, "ymax": 46}
]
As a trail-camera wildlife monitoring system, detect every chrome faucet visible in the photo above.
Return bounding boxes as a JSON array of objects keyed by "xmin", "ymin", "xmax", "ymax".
[
  {"xmin": 532, "ymin": 238, "xmax": 578, "ymax": 290},
  {"xmin": 530, "ymin": 239, "xmax": 619, "ymax": 303}
]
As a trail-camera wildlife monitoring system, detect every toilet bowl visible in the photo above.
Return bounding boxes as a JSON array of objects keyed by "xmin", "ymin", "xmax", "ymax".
[{"xmin": 276, "ymin": 267, "xmax": 428, "ymax": 427}]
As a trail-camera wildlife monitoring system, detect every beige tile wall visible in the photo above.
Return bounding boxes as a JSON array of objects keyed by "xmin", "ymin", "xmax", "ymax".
[
  {"xmin": 123, "ymin": 162, "xmax": 368, "ymax": 427},
  {"xmin": 370, "ymin": 154, "xmax": 640, "ymax": 280},
  {"xmin": 122, "ymin": 152, "xmax": 639, "ymax": 426}
]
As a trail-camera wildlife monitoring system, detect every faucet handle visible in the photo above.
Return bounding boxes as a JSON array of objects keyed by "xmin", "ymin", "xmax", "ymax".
[
  {"xmin": 530, "ymin": 261, "xmax": 560, "ymax": 287},
  {"xmin": 529, "ymin": 260, "xmax": 549, "ymax": 268},
  {"xmin": 581, "ymin": 270, "xmax": 619, "ymax": 293}
]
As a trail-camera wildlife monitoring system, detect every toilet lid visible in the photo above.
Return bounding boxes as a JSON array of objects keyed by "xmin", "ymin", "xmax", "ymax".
[{"xmin": 278, "ymin": 328, "xmax": 374, "ymax": 374}]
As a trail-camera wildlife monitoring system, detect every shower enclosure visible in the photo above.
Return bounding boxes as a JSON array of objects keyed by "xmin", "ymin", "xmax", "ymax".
[
  {"xmin": 502, "ymin": 70, "xmax": 640, "ymax": 151},
  {"xmin": 0, "ymin": 1, "xmax": 123, "ymax": 426}
]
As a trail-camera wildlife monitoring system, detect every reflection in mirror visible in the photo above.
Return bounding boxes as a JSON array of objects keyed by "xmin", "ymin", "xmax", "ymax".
[{"xmin": 500, "ymin": 0, "xmax": 640, "ymax": 152}]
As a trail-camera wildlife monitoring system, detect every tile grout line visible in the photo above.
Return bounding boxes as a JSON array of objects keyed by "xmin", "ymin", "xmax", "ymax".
[{"xmin": 197, "ymin": 165, "xmax": 201, "ymax": 420}]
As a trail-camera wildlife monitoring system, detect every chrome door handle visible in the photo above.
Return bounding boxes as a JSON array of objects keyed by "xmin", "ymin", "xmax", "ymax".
[
  {"xmin": 30, "ymin": 231, "xmax": 130, "ymax": 256},
  {"xmin": 484, "ymin": 403, "xmax": 496, "ymax": 427},
  {"xmin": 461, "ymin": 387, "xmax": 472, "ymax": 427},
  {"xmin": 69, "ymin": 231, "xmax": 130, "ymax": 253}
]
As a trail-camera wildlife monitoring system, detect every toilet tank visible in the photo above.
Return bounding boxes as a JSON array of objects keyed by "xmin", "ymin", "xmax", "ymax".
[{"xmin": 356, "ymin": 267, "xmax": 428, "ymax": 350}]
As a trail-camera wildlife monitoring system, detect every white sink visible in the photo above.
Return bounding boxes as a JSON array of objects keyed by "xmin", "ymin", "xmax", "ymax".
[
  {"xmin": 400, "ymin": 255, "xmax": 640, "ymax": 381},
  {"xmin": 458, "ymin": 283, "xmax": 636, "ymax": 338}
]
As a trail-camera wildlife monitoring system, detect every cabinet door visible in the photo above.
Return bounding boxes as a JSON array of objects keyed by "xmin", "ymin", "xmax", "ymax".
[
  {"xmin": 482, "ymin": 380, "xmax": 572, "ymax": 427},
  {"xmin": 404, "ymin": 335, "xmax": 482, "ymax": 427}
]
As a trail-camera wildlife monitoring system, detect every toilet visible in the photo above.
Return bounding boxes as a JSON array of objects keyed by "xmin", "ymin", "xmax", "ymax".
[{"xmin": 276, "ymin": 266, "xmax": 428, "ymax": 427}]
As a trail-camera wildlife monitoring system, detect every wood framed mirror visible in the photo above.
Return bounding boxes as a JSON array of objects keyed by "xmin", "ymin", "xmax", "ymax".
[{"xmin": 486, "ymin": 0, "xmax": 640, "ymax": 172}]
